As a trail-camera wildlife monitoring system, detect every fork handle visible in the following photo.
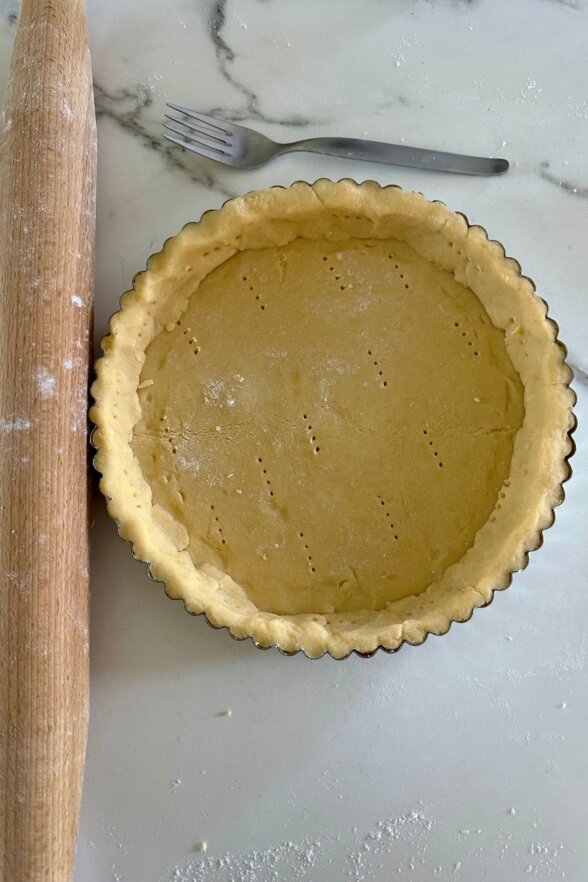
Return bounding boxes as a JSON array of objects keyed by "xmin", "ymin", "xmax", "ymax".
[{"xmin": 284, "ymin": 137, "xmax": 508, "ymax": 176}]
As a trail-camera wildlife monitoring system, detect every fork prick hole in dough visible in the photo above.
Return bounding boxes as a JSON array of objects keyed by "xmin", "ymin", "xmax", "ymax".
[{"xmin": 128, "ymin": 232, "xmax": 528, "ymax": 619}]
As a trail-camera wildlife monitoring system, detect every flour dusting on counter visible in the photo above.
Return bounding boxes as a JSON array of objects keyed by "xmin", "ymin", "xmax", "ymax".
[{"xmin": 163, "ymin": 811, "xmax": 435, "ymax": 882}]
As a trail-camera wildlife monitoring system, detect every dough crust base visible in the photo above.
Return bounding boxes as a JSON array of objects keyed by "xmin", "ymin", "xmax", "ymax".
[{"xmin": 91, "ymin": 181, "xmax": 575, "ymax": 658}]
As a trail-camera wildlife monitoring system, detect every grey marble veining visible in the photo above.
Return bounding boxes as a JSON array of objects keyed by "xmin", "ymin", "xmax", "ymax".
[
  {"xmin": 94, "ymin": 81, "xmax": 235, "ymax": 197},
  {"xmin": 207, "ymin": 0, "xmax": 318, "ymax": 126},
  {"xmin": 0, "ymin": 0, "xmax": 18, "ymax": 28},
  {"xmin": 538, "ymin": 160, "xmax": 588, "ymax": 199}
]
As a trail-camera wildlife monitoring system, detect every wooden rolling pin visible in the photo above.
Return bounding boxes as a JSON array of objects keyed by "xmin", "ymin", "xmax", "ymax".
[{"xmin": 0, "ymin": 0, "xmax": 95, "ymax": 879}]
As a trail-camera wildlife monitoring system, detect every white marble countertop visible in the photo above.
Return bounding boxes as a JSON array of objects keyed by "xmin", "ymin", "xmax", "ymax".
[{"xmin": 1, "ymin": 1, "xmax": 587, "ymax": 879}]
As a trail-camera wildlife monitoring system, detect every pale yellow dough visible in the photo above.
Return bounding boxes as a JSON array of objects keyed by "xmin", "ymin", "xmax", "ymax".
[
  {"xmin": 132, "ymin": 238, "xmax": 523, "ymax": 615},
  {"xmin": 91, "ymin": 181, "xmax": 574, "ymax": 658}
]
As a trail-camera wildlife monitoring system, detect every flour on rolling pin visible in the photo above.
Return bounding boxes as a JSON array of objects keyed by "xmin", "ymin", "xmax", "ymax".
[{"xmin": 0, "ymin": 1, "xmax": 96, "ymax": 880}]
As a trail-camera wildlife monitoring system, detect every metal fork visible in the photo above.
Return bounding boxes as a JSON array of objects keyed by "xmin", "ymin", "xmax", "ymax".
[{"xmin": 163, "ymin": 103, "xmax": 508, "ymax": 176}]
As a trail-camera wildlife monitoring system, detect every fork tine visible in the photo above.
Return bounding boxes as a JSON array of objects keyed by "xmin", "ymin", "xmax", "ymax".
[
  {"xmin": 164, "ymin": 113, "xmax": 230, "ymax": 146},
  {"xmin": 166, "ymin": 103, "xmax": 234, "ymax": 135},
  {"xmin": 163, "ymin": 121, "xmax": 231, "ymax": 154},
  {"xmin": 162, "ymin": 133, "xmax": 233, "ymax": 164},
  {"xmin": 165, "ymin": 111, "xmax": 229, "ymax": 142}
]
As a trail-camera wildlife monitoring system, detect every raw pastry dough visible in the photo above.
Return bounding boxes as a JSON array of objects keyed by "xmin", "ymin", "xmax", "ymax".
[{"xmin": 91, "ymin": 181, "xmax": 574, "ymax": 657}]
